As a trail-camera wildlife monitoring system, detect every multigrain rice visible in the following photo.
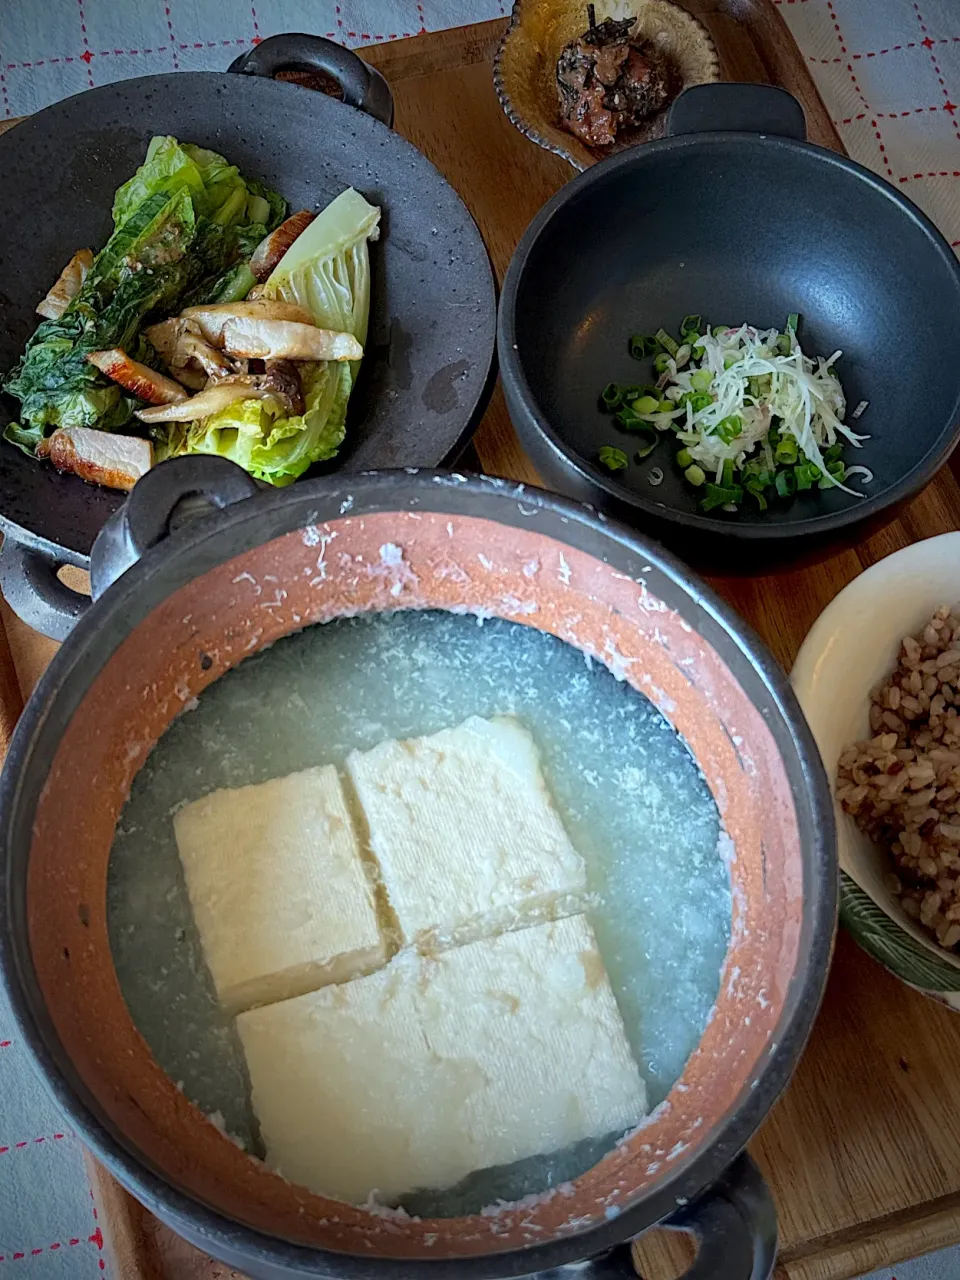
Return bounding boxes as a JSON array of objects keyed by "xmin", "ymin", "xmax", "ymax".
[{"xmin": 837, "ymin": 604, "xmax": 960, "ymax": 951}]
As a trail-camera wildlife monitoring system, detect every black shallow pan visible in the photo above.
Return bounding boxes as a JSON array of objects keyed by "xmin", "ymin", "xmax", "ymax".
[
  {"xmin": 0, "ymin": 34, "xmax": 496, "ymax": 637},
  {"xmin": 498, "ymin": 83, "xmax": 960, "ymax": 567}
]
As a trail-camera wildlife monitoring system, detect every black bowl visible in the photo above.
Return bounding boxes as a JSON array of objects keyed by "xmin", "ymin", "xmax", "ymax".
[{"xmin": 498, "ymin": 84, "xmax": 960, "ymax": 563}]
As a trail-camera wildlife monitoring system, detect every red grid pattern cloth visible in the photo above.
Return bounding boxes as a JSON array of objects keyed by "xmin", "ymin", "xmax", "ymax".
[{"xmin": 777, "ymin": 0, "xmax": 960, "ymax": 251}]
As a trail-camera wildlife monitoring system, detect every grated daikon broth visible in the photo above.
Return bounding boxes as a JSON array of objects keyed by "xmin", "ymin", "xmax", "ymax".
[{"xmin": 108, "ymin": 608, "xmax": 730, "ymax": 1212}]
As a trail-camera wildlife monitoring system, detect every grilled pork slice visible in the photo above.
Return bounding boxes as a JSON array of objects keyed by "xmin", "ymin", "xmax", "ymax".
[
  {"xmin": 87, "ymin": 349, "xmax": 187, "ymax": 405},
  {"xmin": 180, "ymin": 300, "xmax": 315, "ymax": 345},
  {"xmin": 36, "ymin": 249, "xmax": 94, "ymax": 320},
  {"xmin": 38, "ymin": 428, "xmax": 152, "ymax": 491},
  {"xmin": 221, "ymin": 317, "xmax": 362, "ymax": 362},
  {"xmin": 249, "ymin": 210, "xmax": 315, "ymax": 281}
]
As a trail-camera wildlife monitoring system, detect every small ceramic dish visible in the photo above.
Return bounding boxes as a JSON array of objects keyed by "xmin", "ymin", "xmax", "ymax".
[
  {"xmin": 792, "ymin": 532, "xmax": 960, "ymax": 1008},
  {"xmin": 494, "ymin": 0, "xmax": 720, "ymax": 170}
]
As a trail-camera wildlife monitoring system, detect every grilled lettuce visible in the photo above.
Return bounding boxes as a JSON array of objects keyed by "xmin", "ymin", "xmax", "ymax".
[
  {"xmin": 3, "ymin": 136, "xmax": 285, "ymax": 453},
  {"xmin": 159, "ymin": 188, "xmax": 380, "ymax": 486},
  {"xmin": 157, "ymin": 362, "xmax": 351, "ymax": 486}
]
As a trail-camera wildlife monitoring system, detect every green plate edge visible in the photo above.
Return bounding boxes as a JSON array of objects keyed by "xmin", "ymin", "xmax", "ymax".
[{"xmin": 840, "ymin": 870, "xmax": 960, "ymax": 992}]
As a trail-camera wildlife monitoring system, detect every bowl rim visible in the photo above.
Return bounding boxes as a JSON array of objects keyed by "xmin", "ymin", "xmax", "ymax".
[
  {"xmin": 0, "ymin": 469, "xmax": 837, "ymax": 1273},
  {"xmin": 498, "ymin": 132, "xmax": 960, "ymax": 541},
  {"xmin": 791, "ymin": 530, "xmax": 960, "ymax": 995}
]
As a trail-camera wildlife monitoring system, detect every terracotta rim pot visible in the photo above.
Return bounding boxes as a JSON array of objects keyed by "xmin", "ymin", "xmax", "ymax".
[{"xmin": 0, "ymin": 457, "xmax": 836, "ymax": 1279}]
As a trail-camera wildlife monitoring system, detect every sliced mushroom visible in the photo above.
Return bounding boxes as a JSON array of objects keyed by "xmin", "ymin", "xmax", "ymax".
[
  {"xmin": 263, "ymin": 360, "xmax": 305, "ymax": 416},
  {"xmin": 170, "ymin": 366, "xmax": 208, "ymax": 392},
  {"xmin": 221, "ymin": 317, "xmax": 362, "ymax": 362},
  {"xmin": 179, "ymin": 299, "xmax": 315, "ymax": 345},
  {"xmin": 86, "ymin": 349, "xmax": 187, "ymax": 405},
  {"xmin": 142, "ymin": 317, "xmax": 184, "ymax": 367},
  {"xmin": 36, "ymin": 249, "xmax": 94, "ymax": 320},
  {"xmin": 143, "ymin": 318, "xmax": 236, "ymax": 382},
  {"xmin": 38, "ymin": 427, "xmax": 152, "ymax": 491},
  {"xmin": 249, "ymin": 210, "xmax": 315, "ymax": 281},
  {"xmin": 135, "ymin": 382, "xmax": 261, "ymax": 423},
  {"xmin": 135, "ymin": 362, "xmax": 307, "ymax": 424}
]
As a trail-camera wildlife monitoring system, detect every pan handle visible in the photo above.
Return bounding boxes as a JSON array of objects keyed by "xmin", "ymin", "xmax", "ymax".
[
  {"xmin": 531, "ymin": 1156, "xmax": 777, "ymax": 1279},
  {"xmin": 0, "ymin": 538, "xmax": 89, "ymax": 642},
  {"xmin": 666, "ymin": 83, "xmax": 805, "ymax": 142},
  {"xmin": 227, "ymin": 33, "xmax": 394, "ymax": 127},
  {"xmin": 90, "ymin": 456, "xmax": 260, "ymax": 601}
]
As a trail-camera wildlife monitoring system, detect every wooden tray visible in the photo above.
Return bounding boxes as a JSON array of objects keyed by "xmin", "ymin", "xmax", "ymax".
[{"xmin": 3, "ymin": 5, "xmax": 960, "ymax": 1278}]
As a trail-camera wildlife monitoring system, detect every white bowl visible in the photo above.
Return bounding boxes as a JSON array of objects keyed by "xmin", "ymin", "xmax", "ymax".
[{"xmin": 792, "ymin": 531, "xmax": 960, "ymax": 1007}]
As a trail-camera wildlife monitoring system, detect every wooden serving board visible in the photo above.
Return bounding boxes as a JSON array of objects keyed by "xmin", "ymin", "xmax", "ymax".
[{"xmin": 3, "ymin": 5, "xmax": 960, "ymax": 1278}]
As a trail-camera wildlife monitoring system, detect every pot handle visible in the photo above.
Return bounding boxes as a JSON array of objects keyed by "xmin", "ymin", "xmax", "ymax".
[
  {"xmin": 90, "ymin": 456, "xmax": 260, "ymax": 601},
  {"xmin": 532, "ymin": 1155, "xmax": 777, "ymax": 1279},
  {"xmin": 227, "ymin": 33, "xmax": 394, "ymax": 127},
  {"xmin": 0, "ymin": 538, "xmax": 89, "ymax": 642},
  {"xmin": 666, "ymin": 83, "xmax": 806, "ymax": 142}
]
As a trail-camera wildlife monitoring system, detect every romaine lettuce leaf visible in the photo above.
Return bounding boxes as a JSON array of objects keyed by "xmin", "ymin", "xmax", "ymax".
[
  {"xmin": 3, "ymin": 137, "xmax": 286, "ymax": 450},
  {"xmin": 155, "ymin": 362, "xmax": 350, "ymax": 485},
  {"xmin": 263, "ymin": 187, "xmax": 380, "ymax": 346}
]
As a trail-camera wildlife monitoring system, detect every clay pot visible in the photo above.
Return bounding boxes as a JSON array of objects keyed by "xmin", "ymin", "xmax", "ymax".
[{"xmin": 0, "ymin": 457, "xmax": 835, "ymax": 1279}]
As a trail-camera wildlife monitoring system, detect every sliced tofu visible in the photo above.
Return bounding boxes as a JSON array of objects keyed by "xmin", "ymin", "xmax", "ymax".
[
  {"xmin": 346, "ymin": 715, "xmax": 587, "ymax": 950},
  {"xmin": 237, "ymin": 916, "xmax": 647, "ymax": 1204},
  {"xmin": 36, "ymin": 248, "xmax": 93, "ymax": 320},
  {"xmin": 173, "ymin": 766, "xmax": 386, "ymax": 1015},
  {"xmin": 37, "ymin": 427, "xmax": 152, "ymax": 491}
]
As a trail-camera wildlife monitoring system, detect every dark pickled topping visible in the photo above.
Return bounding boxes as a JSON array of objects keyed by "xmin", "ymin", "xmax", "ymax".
[{"xmin": 557, "ymin": 12, "xmax": 674, "ymax": 148}]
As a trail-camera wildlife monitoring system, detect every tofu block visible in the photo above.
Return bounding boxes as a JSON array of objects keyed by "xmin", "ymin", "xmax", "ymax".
[
  {"xmin": 237, "ymin": 915, "xmax": 646, "ymax": 1204},
  {"xmin": 174, "ymin": 766, "xmax": 385, "ymax": 1014},
  {"xmin": 346, "ymin": 715, "xmax": 587, "ymax": 949}
]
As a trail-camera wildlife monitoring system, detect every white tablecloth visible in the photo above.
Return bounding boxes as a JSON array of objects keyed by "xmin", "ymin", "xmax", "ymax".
[{"xmin": 1, "ymin": 1, "xmax": 959, "ymax": 1276}]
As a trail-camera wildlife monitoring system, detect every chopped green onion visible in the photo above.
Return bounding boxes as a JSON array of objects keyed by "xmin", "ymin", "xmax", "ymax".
[
  {"xmin": 653, "ymin": 352, "xmax": 671, "ymax": 375},
  {"xmin": 615, "ymin": 407, "xmax": 639, "ymax": 428},
  {"xmin": 824, "ymin": 443, "xmax": 844, "ymax": 463},
  {"xmin": 702, "ymin": 483, "xmax": 743, "ymax": 512},
  {"xmin": 601, "ymin": 383, "xmax": 623, "ymax": 410},
  {"xmin": 655, "ymin": 328, "xmax": 679, "ymax": 358},
  {"xmin": 712, "ymin": 324, "xmax": 728, "ymax": 337},
  {"xmin": 629, "ymin": 334, "xmax": 659, "ymax": 360},
  {"xmin": 675, "ymin": 448, "xmax": 693, "ymax": 468},
  {"xmin": 681, "ymin": 314, "xmax": 702, "ymax": 335},
  {"xmin": 680, "ymin": 390, "xmax": 713, "ymax": 413},
  {"xmin": 657, "ymin": 399, "xmax": 675, "ymax": 414},
  {"xmin": 786, "ymin": 312, "xmax": 800, "ymax": 333},
  {"xmin": 818, "ymin": 461, "xmax": 846, "ymax": 488},
  {"xmin": 721, "ymin": 459, "xmax": 734, "ymax": 489},
  {"xmin": 714, "ymin": 416, "xmax": 742, "ymax": 444},
  {"xmin": 634, "ymin": 429, "xmax": 658, "ymax": 459},
  {"xmin": 775, "ymin": 470, "xmax": 796, "ymax": 498},
  {"xmin": 794, "ymin": 462, "xmax": 820, "ymax": 491},
  {"xmin": 775, "ymin": 437, "xmax": 798, "ymax": 465},
  {"xmin": 685, "ymin": 464, "xmax": 706, "ymax": 487},
  {"xmin": 776, "ymin": 334, "xmax": 791, "ymax": 356},
  {"xmin": 745, "ymin": 480, "xmax": 768, "ymax": 510},
  {"xmin": 633, "ymin": 395, "xmax": 659, "ymax": 415},
  {"xmin": 690, "ymin": 369, "xmax": 713, "ymax": 392},
  {"xmin": 599, "ymin": 446, "xmax": 628, "ymax": 471}
]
